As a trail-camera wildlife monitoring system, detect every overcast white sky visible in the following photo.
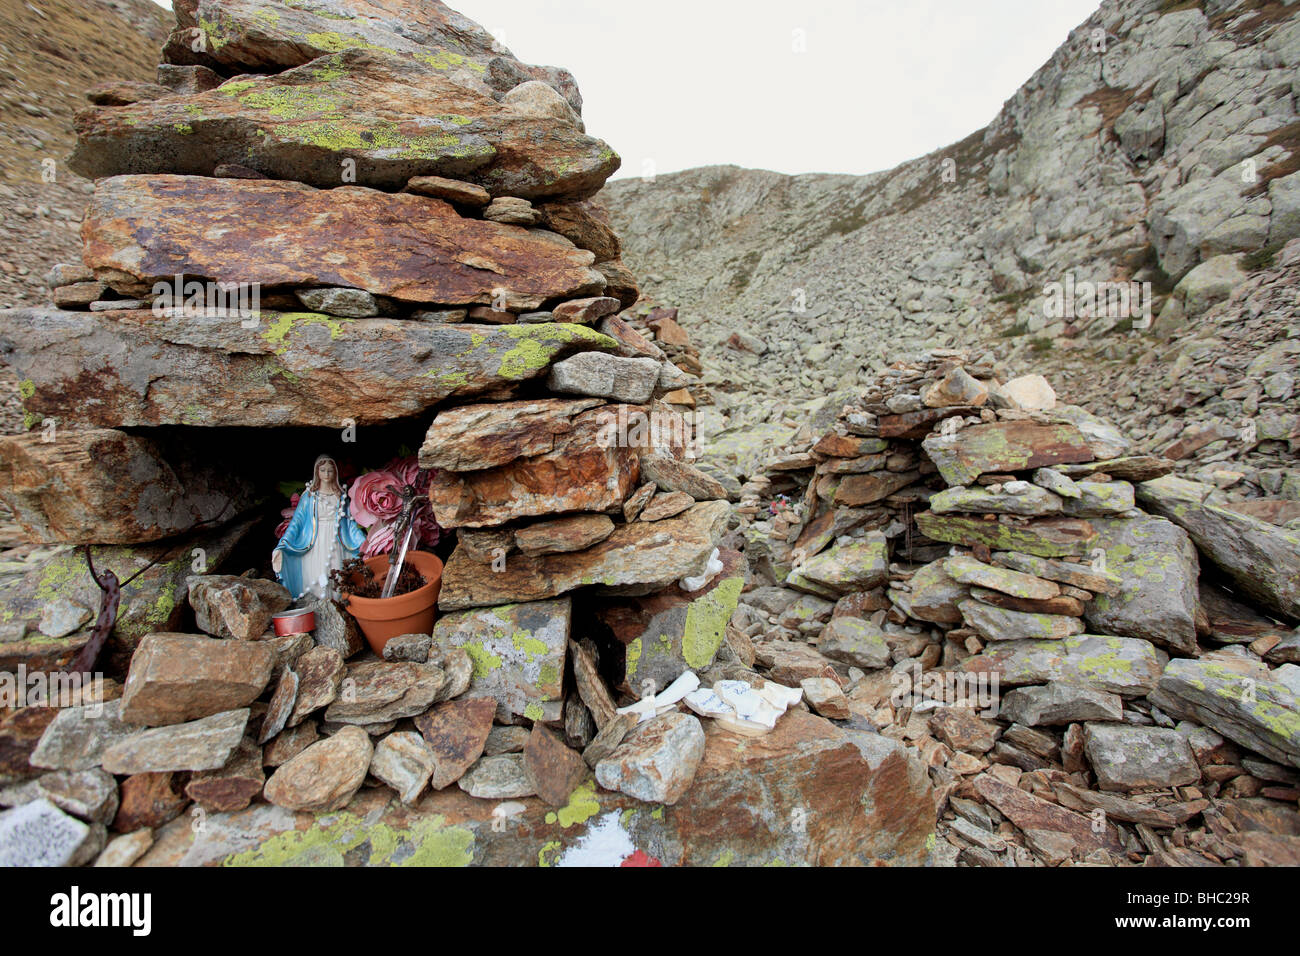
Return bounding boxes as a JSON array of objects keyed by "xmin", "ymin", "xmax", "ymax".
[{"xmin": 151, "ymin": 0, "xmax": 1102, "ymax": 178}]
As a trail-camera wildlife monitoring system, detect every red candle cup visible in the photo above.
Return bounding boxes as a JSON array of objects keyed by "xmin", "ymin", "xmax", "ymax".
[{"xmin": 272, "ymin": 608, "xmax": 316, "ymax": 637}]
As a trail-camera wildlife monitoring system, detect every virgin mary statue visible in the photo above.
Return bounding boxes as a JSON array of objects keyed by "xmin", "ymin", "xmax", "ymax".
[{"xmin": 272, "ymin": 455, "xmax": 367, "ymax": 601}]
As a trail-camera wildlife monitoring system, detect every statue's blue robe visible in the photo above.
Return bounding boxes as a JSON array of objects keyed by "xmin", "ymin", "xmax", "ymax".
[{"xmin": 274, "ymin": 489, "xmax": 367, "ymax": 598}]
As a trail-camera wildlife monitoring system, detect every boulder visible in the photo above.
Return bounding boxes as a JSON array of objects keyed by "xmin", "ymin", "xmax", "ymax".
[
  {"xmin": 1084, "ymin": 514, "xmax": 1201, "ymax": 654},
  {"xmin": 1137, "ymin": 475, "xmax": 1300, "ymax": 622}
]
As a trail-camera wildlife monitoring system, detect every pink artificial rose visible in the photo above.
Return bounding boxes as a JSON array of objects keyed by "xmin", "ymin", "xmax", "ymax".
[
  {"xmin": 350, "ymin": 470, "xmax": 404, "ymax": 529},
  {"xmin": 274, "ymin": 492, "xmax": 300, "ymax": 539},
  {"xmin": 361, "ymin": 521, "xmax": 397, "ymax": 559},
  {"xmin": 383, "ymin": 455, "xmax": 431, "ymax": 494},
  {"xmin": 415, "ymin": 505, "xmax": 442, "ymax": 549}
]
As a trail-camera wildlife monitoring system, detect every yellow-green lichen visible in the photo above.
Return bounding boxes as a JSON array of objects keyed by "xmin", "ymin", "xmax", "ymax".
[
  {"xmin": 224, "ymin": 811, "xmax": 474, "ymax": 867},
  {"xmin": 544, "ymin": 780, "xmax": 600, "ymax": 829},
  {"xmin": 538, "ymin": 839, "xmax": 562, "ymax": 867},
  {"xmin": 681, "ymin": 573, "xmax": 743, "ymax": 669},
  {"xmin": 523, "ymin": 702, "xmax": 544, "ymax": 721},
  {"xmin": 625, "ymin": 637, "xmax": 642, "ymax": 682},
  {"xmin": 463, "ymin": 641, "xmax": 503, "ymax": 679}
]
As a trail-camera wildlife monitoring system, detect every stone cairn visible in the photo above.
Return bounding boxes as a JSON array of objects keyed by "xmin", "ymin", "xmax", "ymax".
[
  {"xmin": 0, "ymin": 1, "xmax": 938, "ymax": 868},
  {"xmin": 727, "ymin": 348, "xmax": 1300, "ymax": 865}
]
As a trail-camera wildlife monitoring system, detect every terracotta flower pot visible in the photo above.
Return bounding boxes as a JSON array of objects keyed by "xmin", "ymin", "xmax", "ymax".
[{"xmin": 343, "ymin": 550, "xmax": 443, "ymax": 657}]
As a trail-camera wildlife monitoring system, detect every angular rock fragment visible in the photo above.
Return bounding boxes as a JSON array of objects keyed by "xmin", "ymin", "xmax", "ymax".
[
  {"xmin": 962, "ymin": 634, "xmax": 1167, "ymax": 697},
  {"xmin": 929, "ymin": 484, "xmax": 1063, "ymax": 517},
  {"xmin": 999, "ymin": 682, "xmax": 1123, "ymax": 726},
  {"xmin": 787, "ymin": 534, "xmax": 889, "ymax": 597},
  {"xmin": 922, "ymin": 421, "xmax": 1094, "ymax": 487},
  {"xmin": 944, "ymin": 556, "xmax": 1060, "ymax": 600},
  {"xmin": 523, "ymin": 724, "xmax": 588, "ymax": 806},
  {"xmin": 458, "ymin": 754, "xmax": 535, "ymax": 799},
  {"xmin": 370, "ymin": 732, "xmax": 438, "ymax": 806},
  {"xmin": 323, "ymin": 662, "xmax": 445, "ymax": 726},
  {"xmin": 413, "ymin": 696, "xmax": 496, "ymax": 791},
  {"xmin": 30, "ymin": 701, "xmax": 137, "ymax": 772},
  {"xmin": 184, "ymin": 739, "xmax": 265, "ymax": 812},
  {"xmin": 188, "ymin": 576, "xmax": 292, "ymax": 641},
  {"xmin": 973, "ymin": 776, "xmax": 1121, "ymax": 864},
  {"xmin": 264, "ymin": 725, "xmax": 373, "ymax": 812},
  {"xmin": 0, "ymin": 799, "xmax": 95, "ymax": 867},
  {"xmin": 958, "ymin": 599, "xmax": 1084, "ymax": 642},
  {"xmin": 595, "ymin": 712, "xmax": 705, "ymax": 805},
  {"xmin": 1082, "ymin": 724, "xmax": 1200, "ymax": 792},
  {"xmin": 547, "ymin": 352, "xmax": 660, "ymax": 403},
  {"xmin": 101, "ymin": 709, "xmax": 250, "ymax": 775},
  {"xmin": 818, "ymin": 617, "xmax": 891, "ymax": 670},
  {"xmin": 514, "ymin": 514, "xmax": 615, "ymax": 556},
  {"xmin": 120, "ymin": 634, "xmax": 276, "ymax": 727}
]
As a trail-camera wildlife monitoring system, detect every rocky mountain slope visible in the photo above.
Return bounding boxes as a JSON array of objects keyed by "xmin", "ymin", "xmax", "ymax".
[{"xmin": 603, "ymin": 0, "xmax": 1300, "ymax": 501}]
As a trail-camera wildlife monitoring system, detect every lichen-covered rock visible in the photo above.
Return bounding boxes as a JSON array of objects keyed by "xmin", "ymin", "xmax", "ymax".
[
  {"xmin": 999, "ymin": 682, "xmax": 1123, "ymax": 726},
  {"xmin": 962, "ymin": 634, "xmax": 1167, "ymax": 697},
  {"xmin": 958, "ymin": 599, "xmax": 1084, "ymax": 642},
  {"xmin": 891, "ymin": 560, "xmax": 968, "ymax": 625},
  {"xmin": 915, "ymin": 513, "xmax": 1096, "ymax": 558},
  {"xmin": 1082, "ymin": 724, "xmax": 1200, "ymax": 792},
  {"xmin": 73, "ymin": 50, "xmax": 616, "ymax": 199},
  {"xmin": 431, "ymin": 598, "xmax": 569, "ymax": 723},
  {"xmin": 594, "ymin": 549, "xmax": 744, "ymax": 694},
  {"xmin": 162, "ymin": 0, "xmax": 584, "ymax": 112},
  {"xmin": 1137, "ymin": 475, "xmax": 1300, "ymax": 622},
  {"xmin": 929, "ymin": 484, "xmax": 1063, "ymax": 517},
  {"xmin": 786, "ymin": 533, "xmax": 888, "ymax": 598},
  {"xmin": 818, "ymin": 617, "xmax": 891, "ymax": 669},
  {"xmin": 1084, "ymin": 514, "xmax": 1200, "ymax": 654},
  {"xmin": 944, "ymin": 556, "xmax": 1060, "ymax": 600},
  {"xmin": 264, "ymin": 725, "xmax": 373, "ymax": 812},
  {"xmin": 1, "ymin": 307, "xmax": 616, "ymax": 430},
  {"xmin": 922, "ymin": 421, "xmax": 1094, "ymax": 486},
  {"xmin": 1148, "ymin": 658, "xmax": 1300, "ymax": 769}
]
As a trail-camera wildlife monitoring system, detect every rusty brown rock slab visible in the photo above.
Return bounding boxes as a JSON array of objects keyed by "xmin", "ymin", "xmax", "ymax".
[
  {"xmin": 427, "ymin": 404, "xmax": 642, "ymax": 528},
  {"xmin": 915, "ymin": 512, "xmax": 1097, "ymax": 558},
  {"xmin": 162, "ymin": 0, "xmax": 583, "ymax": 114},
  {"xmin": 0, "ymin": 429, "xmax": 253, "ymax": 544},
  {"xmin": 974, "ymin": 775, "xmax": 1122, "ymax": 863},
  {"xmin": 72, "ymin": 50, "xmax": 618, "ymax": 200},
  {"xmin": 419, "ymin": 398, "xmax": 604, "ymax": 471},
  {"xmin": 522, "ymin": 724, "xmax": 588, "ymax": 807},
  {"xmin": 0, "ymin": 308, "xmax": 616, "ymax": 428},
  {"xmin": 438, "ymin": 500, "xmax": 731, "ymax": 610},
  {"xmin": 413, "ymin": 697, "xmax": 497, "ymax": 791},
  {"xmin": 922, "ymin": 421, "xmax": 1095, "ymax": 486},
  {"xmin": 538, "ymin": 199, "xmax": 622, "ymax": 260},
  {"xmin": 82, "ymin": 175, "xmax": 606, "ymax": 306}
]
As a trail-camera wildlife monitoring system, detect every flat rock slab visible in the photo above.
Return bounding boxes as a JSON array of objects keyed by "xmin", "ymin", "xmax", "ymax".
[
  {"xmin": 414, "ymin": 696, "xmax": 497, "ymax": 790},
  {"xmin": 264, "ymin": 725, "xmax": 373, "ymax": 812},
  {"xmin": 818, "ymin": 617, "xmax": 891, "ymax": 670},
  {"xmin": 427, "ymin": 403, "xmax": 641, "ymax": 528},
  {"xmin": 438, "ymin": 500, "xmax": 730, "ymax": 610},
  {"xmin": 922, "ymin": 422, "xmax": 1094, "ymax": 487},
  {"xmin": 419, "ymin": 398, "xmax": 604, "ymax": 472},
  {"xmin": 1148, "ymin": 658, "xmax": 1300, "ymax": 769},
  {"xmin": 101, "ymin": 709, "xmax": 250, "ymax": 775},
  {"xmin": 73, "ymin": 49, "xmax": 616, "ymax": 200},
  {"xmin": 0, "ymin": 429, "xmax": 254, "ymax": 546},
  {"xmin": 83, "ymin": 175, "xmax": 606, "ymax": 307},
  {"xmin": 458, "ymin": 754, "xmax": 535, "ymax": 799},
  {"xmin": 930, "ymin": 484, "xmax": 1063, "ymax": 517},
  {"xmin": 120, "ymin": 633, "xmax": 276, "ymax": 727},
  {"xmin": 974, "ymin": 776, "xmax": 1121, "ymax": 864},
  {"xmin": 1082, "ymin": 724, "xmax": 1200, "ymax": 792},
  {"xmin": 958, "ymin": 599, "xmax": 1084, "ymax": 642},
  {"xmin": 1000, "ymin": 682, "xmax": 1124, "ymax": 726},
  {"xmin": 288, "ymin": 647, "xmax": 346, "ymax": 727},
  {"xmin": 1083, "ymin": 514, "xmax": 1200, "ymax": 654},
  {"xmin": 185, "ymin": 739, "xmax": 265, "ymax": 812},
  {"xmin": 993, "ymin": 552, "xmax": 1121, "ymax": 595},
  {"xmin": 1137, "ymin": 475, "xmax": 1300, "ymax": 622},
  {"xmin": 594, "ymin": 549, "xmax": 745, "ymax": 694},
  {"xmin": 523, "ymin": 724, "xmax": 589, "ymax": 806},
  {"xmin": 962, "ymin": 634, "xmax": 1168, "ymax": 697},
  {"xmin": 431, "ymin": 598, "xmax": 570, "ymax": 723},
  {"xmin": 0, "ymin": 307, "xmax": 615, "ymax": 428},
  {"xmin": 915, "ymin": 513, "xmax": 1096, "ymax": 558},
  {"xmin": 944, "ymin": 555, "xmax": 1059, "ymax": 600}
]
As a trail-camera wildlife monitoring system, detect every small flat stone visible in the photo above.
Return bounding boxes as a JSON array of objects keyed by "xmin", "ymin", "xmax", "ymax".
[
  {"xmin": 458, "ymin": 754, "xmax": 536, "ymax": 799},
  {"xmin": 101, "ymin": 710, "xmax": 250, "ymax": 775},
  {"xmin": 1000, "ymin": 682, "xmax": 1123, "ymax": 726},
  {"xmin": 817, "ymin": 617, "xmax": 890, "ymax": 669},
  {"xmin": 369, "ymin": 731, "xmax": 437, "ymax": 806},
  {"xmin": 382, "ymin": 633, "xmax": 433, "ymax": 663},
  {"xmin": 522, "ymin": 723, "xmax": 588, "ymax": 806},
  {"xmin": 184, "ymin": 739, "xmax": 264, "ymax": 812},
  {"xmin": 958, "ymin": 599, "xmax": 1085, "ymax": 642},
  {"xmin": 801, "ymin": 677, "xmax": 851, "ymax": 720},
  {"xmin": 582, "ymin": 710, "xmax": 637, "ymax": 768},
  {"xmin": 322, "ymin": 661, "xmax": 444, "ymax": 726},
  {"xmin": 289, "ymin": 646, "xmax": 346, "ymax": 726},
  {"xmin": 514, "ymin": 514, "xmax": 615, "ymax": 556},
  {"xmin": 404, "ymin": 175, "xmax": 490, "ymax": 206},
  {"xmin": 0, "ymin": 798, "xmax": 94, "ymax": 867},
  {"xmin": 1082, "ymin": 723, "xmax": 1200, "ymax": 792},
  {"xmin": 413, "ymin": 696, "xmax": 497, "ymax": 791},
  {"xmin": 944, "ymin": 556, "xmax": 1060, "ymax": 600},
  {"xmin": 30, "ymin": 700, "xmax": 136, "ymax": 771},
  {"xmin": 639, "ymin": 491, "xmax": 695, "ymax": 522}
]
